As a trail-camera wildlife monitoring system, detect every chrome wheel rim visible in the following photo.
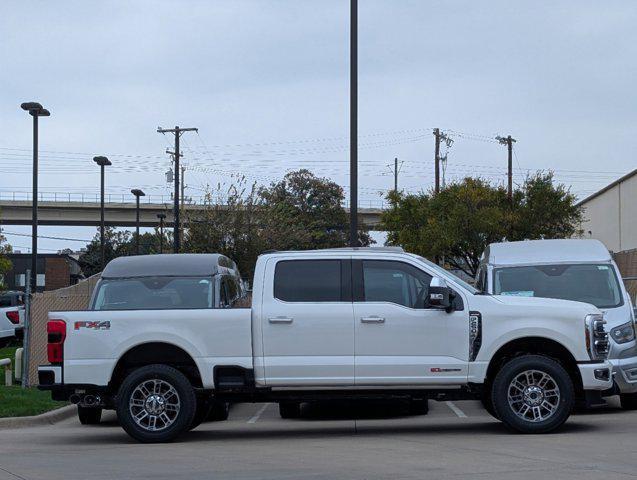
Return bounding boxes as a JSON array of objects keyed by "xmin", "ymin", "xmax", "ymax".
[
  {"xmin": 507, "ymin": 369, "xmax": 560, "ymax": 423},
  {"xmin": 129, "ymin": 379, "xmax": 180, "ymax": 432}
]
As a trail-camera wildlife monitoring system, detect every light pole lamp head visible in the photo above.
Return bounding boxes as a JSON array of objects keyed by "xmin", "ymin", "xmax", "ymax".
[
  {"xmin": 21, "ymin": 102, "xmax": 50, "ymax": 116},
  {"xmin": 157, "ymin": 213, "xmax": 166, "ymax": 220},
  {"xmin": 131, "ymin": 189, "xmax": 145, "ymax": 198},
  {"xmin": 93, "ymin": 156, "xmax": 112, "ymax": 167}
]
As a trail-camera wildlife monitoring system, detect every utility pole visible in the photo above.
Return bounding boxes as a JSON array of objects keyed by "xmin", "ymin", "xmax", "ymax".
[
  {"xmin": 434, "ymin": 128, "xmax": 441, "ymax": 194},
  {"xmin": 157, "ymin": 126, "xmax": 197, "ymax": 253},
  {"xmin": 349, "ymin": 0, "xmax": 358, "ymax": 247},
  {"xmin": 433, "ymin": 129, "xmax": 453, "ymax": 194},
  {"xmin": 157, "ymin": 213, "xmax": 166, "ymax": 254},
  {"xmin": 496, "ymin": 135, "xmax": 516, "ymax": 202},
  {"xmin": 388, "ymin": 157, "xmax": 403, "ymax": 194}
]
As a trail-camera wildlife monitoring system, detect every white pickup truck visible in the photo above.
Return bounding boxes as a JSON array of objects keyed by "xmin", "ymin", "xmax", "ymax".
[
  {"xmin": 0, "ymin": 291, "xmax": 25, "ymax": 346},
  {"xmin": 39, "ymin": 249, "xmax": 613, "ymax": 442}
]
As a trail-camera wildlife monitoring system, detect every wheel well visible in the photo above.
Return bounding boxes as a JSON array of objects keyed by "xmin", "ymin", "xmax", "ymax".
[
  {"xmin": 485, "ymin": 337, "xmax": 582, "ymax": 395},
  {"xmin": 109, "ymin": 342, "xmax": 203, "ymax": 391}
]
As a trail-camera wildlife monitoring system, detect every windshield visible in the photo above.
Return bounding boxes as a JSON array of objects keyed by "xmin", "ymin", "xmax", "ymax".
[
  {"xmin": 92, "ymin": 276, "xmax": 214, "ymax": 310},
  {"xmin": 414, "ymin": 256, "xmax": 479, "ymax": 294},
  {"xmin": 493, "ymin": 263, "xmax": 623, "ymax": 309}
]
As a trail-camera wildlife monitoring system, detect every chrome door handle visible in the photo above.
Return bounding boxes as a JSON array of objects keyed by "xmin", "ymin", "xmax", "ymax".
[
  {"xmin": 268, "ymin": 316, "xmax": 294, "ymax": 324},
  {"xmin": 360, "ymin": 316, "xmax": 385, "ymax": 323}
]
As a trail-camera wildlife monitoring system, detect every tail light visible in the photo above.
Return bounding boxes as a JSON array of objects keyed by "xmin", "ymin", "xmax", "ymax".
[
  {"xmin": 6, "ymin": 310, "xmax": 20, "ymax": 325},
  {"xmin": 47, "ymin": 320, "xmax": 66, "ymax": 364}
]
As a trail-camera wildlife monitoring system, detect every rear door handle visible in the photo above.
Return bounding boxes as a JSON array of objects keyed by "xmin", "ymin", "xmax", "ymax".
[
  {"xmin": 268, "ymin": 316, "xmax": 294, "ymax": 324},
  {"xmin": 361, "ymin": 316, "xmax": 385, "ymax": 324}
]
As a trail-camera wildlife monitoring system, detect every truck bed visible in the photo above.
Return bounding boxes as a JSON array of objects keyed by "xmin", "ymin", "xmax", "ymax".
[{"xmin": 52, "ymin": 308, "xmax": 253, "ymax": 388}]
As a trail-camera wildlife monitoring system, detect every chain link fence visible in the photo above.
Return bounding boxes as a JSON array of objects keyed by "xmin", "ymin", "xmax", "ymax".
[
  {"xmin": 614, "ymin": 249, "xmax": 637, "ymax": 301},
  {"xmin": 26, "ymin": 275, "xmax": 99, "ymax": 386}
]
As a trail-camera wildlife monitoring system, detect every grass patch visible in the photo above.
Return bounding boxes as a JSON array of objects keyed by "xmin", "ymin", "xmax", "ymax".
[
  {"xmin": 0, "ymin": 345, "xmax": 18, "ymax": 363},
  {"xmin": 0, "ymin": 386, "xmax": 68, "ymax": 418}
]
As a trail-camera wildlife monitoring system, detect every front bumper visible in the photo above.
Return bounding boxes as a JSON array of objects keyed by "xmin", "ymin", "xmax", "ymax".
[
  {"xmin": 609, "ymin": 356, "xmax": 637, "ymax": 394},
  {"xmin": 578, "ymin": 361, "xmax": 614, "ymax": 390}
]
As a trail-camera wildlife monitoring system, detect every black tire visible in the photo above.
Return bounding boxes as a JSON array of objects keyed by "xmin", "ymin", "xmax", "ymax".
[
  {"xmin": 492, "ymin": 355, "xmax": 574, "ymax": 434},
  {"xmin": 78, "ymin": 406, "xmax": 102, "ymax": 425},
  {"xmin": 409, "ymin": 398, "xmax": 429, "ymax": 415},
  {"xmin": 279, "ymin": 401, "xmax": 301, "ymax": 419},
  {"xmin": 116, "ymin": 364, "xmax": 196, "ymax": 443},
  {"xmin": 480, "ymin": 389, "xmax": 499, "ymax": 420},
  {"xmin": 208, "ymin": 400, "xmax": 230, "ymax": 421},
  {"xmin": 620, "ymin": 392, "xmax": 637, "ymax": 410},
  {"xmin": 189, "ymin": 397, "xmax": 213, "ymax": 431}
]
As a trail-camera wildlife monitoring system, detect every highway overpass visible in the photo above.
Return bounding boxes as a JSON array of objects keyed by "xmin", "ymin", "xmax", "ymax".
[{"xmin": 0, "ymin": 200, "xmax": 384, "ymax": 229}]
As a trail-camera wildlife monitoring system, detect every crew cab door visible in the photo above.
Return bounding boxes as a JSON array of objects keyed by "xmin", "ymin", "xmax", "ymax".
[
  {"xmin": 260, "ymin": 257, "xmax": 354, "ymax": 386},
  {"xmin": 353, "ymin": 259, "xmax": 469, "ymax": 385}
]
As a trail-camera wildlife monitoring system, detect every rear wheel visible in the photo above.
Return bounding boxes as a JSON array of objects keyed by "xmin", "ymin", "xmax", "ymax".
[
  {"xmin": 116, "ymin": 364, "xmax": 196, "ymax": 443},
  {"xmin": 279, "ymin": 401, "xmax": 301, "ymax": 419},
  {"xmin": 492, "ymin": 355, "xmax": 573, "ymax": 434},
  {"xmin": 77, "ymin": 406, "xmax": 102, "ymax": 425},
  {"xmin": 620, "ymin": 392, "xmax": 637, "ymax": 410}
]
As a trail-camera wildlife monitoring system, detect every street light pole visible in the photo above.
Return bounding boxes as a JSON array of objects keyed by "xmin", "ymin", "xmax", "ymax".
[
  {"xmin": 20, "ymin": 102, "xmax": 50, "ymax": 293},
  {"xmin": 349, "ymin": 0, "xmax": 358, "ymax": 247},
  {"xmin": 93, "ymin": 156, "xmax": 111, "ymax": 270},
  {"xmin": 157, "ymin": 213, "xmax": 166, "ymax": 254},
  {"xmin": 131, "ymin": 189, "xmax": 145, "ymax": 255}
]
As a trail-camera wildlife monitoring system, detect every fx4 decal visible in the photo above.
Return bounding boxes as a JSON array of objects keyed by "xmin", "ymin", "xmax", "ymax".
[{"xmin": 74, "ymin": 321, "xmax": 111, "ymax": 331}]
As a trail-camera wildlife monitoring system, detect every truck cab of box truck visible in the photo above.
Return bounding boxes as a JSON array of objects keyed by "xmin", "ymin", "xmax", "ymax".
[{"xmin": 476, "ymin": 239, "xmax": 637, "ymax": 409}]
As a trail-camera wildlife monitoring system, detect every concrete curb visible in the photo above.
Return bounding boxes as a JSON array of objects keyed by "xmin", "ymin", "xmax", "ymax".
[{"xmin": 0, "ymin": 404, "xmax": 77, "ymax": 429}]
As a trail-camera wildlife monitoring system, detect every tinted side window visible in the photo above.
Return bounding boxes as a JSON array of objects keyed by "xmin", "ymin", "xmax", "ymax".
[
  {"xmin": 361, "ymin": 260, "xmax": 432, "ymax": 309},
  {"xmin": 93, "ymin": 276, "xmax": 214, "ymax": 310},
  {"xmin": 274, "ymin": 260, "xmax": 343, "ymax": 302},
  {"xmin": 0, "ymin": 295, "xmax": 12, "ymax": 308}
]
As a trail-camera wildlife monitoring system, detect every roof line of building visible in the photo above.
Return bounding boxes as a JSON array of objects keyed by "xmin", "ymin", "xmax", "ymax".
[{"xmin": 576, "ymin": 168, "xmax": 637, "ymax": 206}]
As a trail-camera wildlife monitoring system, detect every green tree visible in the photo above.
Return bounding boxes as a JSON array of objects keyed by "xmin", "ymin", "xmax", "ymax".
[
  {"xmin": 259, "ymin": 169, "xmax": 372, "ymax": 250},
  {"xmin": 185, "ymin": 177, "xmax": 266, "ymax": 280},
  {"xmin": 382, "ymin": 172, "xmax": 583, "ymax": 277},
  {"xmin": 0, "ymin": 226, "xmax": 12, "ymax": 290},
  {"xmin": 513, "ymin": 172, "xmax": 584, "ymax": 240}
]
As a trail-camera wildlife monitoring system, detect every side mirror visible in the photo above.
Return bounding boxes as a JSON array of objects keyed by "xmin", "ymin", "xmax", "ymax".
[{"xmin": 428, "ymin": 277, "xmax": 453, "ymax": 312}]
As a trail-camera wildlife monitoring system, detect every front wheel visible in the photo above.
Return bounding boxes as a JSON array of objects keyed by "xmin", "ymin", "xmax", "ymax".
[
  {"xmin": 492, "ymin": 355, "xmax": 574, "ymax": 434},
  {"xmin": 116, "ymin": 364, "xmax": 196, "ymax": 443}
]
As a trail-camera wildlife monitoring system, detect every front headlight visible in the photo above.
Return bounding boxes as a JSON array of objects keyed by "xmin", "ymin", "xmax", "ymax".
[
  {"xmin": 610, "ymin": 321, "xmax": 637, "ymax": 344},
  {"xmin": 586, "ymin": 313, "xmax": 609, "ymax": 360}
]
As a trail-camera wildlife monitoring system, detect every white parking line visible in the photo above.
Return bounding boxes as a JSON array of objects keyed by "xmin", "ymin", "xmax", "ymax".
[
  {"xmin": 445, "ymin": 401, "xmax": 467, "ymax": 418},
  {"xmin": 247, "ymin": 403, "xmax": 270, "ymax": 423}
]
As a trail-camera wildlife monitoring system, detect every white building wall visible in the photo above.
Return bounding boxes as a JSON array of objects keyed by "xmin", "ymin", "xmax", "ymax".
[{"xmin": 580, "ymin": 172, "xmax": 637, "ymax": 253}]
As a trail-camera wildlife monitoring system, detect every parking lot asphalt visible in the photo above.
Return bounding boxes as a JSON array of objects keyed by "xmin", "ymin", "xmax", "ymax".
[{"xmin": 1, "ymin": 397, "xmax": 637, "ymax": 480}]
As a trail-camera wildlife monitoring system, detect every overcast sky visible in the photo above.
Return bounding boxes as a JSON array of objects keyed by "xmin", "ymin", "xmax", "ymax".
[{"xmin": 1, "ymin": 0, "xmax": 636, "ymax": 251}]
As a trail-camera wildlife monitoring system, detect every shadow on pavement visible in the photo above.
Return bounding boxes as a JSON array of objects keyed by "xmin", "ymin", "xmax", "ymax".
[{"xmin": 294, "ymin": 399, "xmax": 418, "ymax": 420}]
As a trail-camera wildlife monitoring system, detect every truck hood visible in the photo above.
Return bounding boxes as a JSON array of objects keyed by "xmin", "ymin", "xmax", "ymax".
[{"xmin": 490, "ymin": 294, "xmax": 602, "ymax": 316}]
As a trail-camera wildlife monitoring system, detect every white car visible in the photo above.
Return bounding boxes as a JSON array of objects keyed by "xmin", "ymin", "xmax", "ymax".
[
  {"xmin": 0, "ymin": 291, "xmax": 25, "ymax": 346},
  {"xmin": 39, "ymin": 249, "xmax": 612, "ymax": 442},
  {"xmin": 476, "ymin": 239, "xmax": 637, "ymax": 409}
]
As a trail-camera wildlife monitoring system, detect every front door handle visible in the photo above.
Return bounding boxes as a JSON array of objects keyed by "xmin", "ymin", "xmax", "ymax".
[
  {"xmin": 268, "ymin": 316, "xmax": 294, "ymax": 324},
  {"xmin": 360, "ymin": 316, "xmax": 385, "ymax": 324}
]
